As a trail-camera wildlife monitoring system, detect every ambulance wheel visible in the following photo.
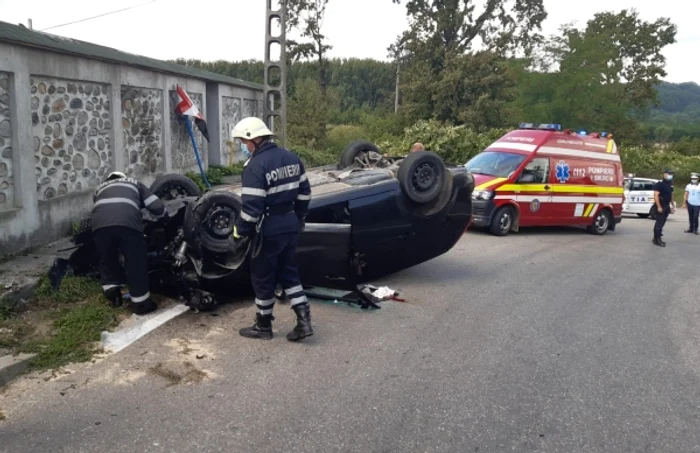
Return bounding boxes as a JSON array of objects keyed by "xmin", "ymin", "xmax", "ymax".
[
  {"xmin": 397, "ymin": 151, "xmax": 446, "ymax": 204},
  {"xmin": 150, "ymin": 174, "xmax": 202, "ymax": 201},
  {"xmin": 587, "ymin": 209, "xmax": 612, "ymax": 235},
  {"xmin": 490, "ymin": 206, "xmax": 514, "ymax": 236}
]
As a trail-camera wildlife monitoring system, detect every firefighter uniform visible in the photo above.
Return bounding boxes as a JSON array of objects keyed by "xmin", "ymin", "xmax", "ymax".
[
  {"xmin": 91, "ymin": 172, "xmax": 165, "ymax": 314},
  {"xmin": 231, "ymin": 117, "xmax": 313, "ymax": 341}
]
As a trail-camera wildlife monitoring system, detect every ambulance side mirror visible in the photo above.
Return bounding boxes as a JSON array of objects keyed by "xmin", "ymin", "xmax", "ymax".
[{"xmin": 517, "ymin": 173, "xmax": 537, "ymax": 183}]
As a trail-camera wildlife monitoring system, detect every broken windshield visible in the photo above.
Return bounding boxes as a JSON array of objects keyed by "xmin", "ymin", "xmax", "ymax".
[{"xmin": 465, "ymin": 151, "xmax": 527, "ymax": 177}]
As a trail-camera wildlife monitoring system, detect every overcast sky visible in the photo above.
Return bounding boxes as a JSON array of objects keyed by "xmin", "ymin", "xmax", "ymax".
[{"xmin": 1, "ymin": 0, "xmax": 698, "ymax": 83}]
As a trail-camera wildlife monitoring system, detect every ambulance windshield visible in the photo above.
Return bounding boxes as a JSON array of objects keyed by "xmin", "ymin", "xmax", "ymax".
[{"xmin": 465, "ymin": 151, "xmax": 527, "ymax": 177}]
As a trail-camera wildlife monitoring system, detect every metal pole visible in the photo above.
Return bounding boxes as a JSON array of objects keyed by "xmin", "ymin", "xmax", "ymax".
[
  {"xmin": 28, "ymin": 19, "xmax": 33, "ymax": 30},
  {"xmin": 394, "ymin": 62, "xmax": 400, "ymax": 113},
  {"xmin": 264, "ymin": 0, "xmax": 287, "ymax": 147}
]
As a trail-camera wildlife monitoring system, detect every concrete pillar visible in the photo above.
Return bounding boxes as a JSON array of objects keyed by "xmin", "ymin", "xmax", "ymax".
[{"xmin": 206, "ymin": 82, "xmax": 222, "ymax": 166}]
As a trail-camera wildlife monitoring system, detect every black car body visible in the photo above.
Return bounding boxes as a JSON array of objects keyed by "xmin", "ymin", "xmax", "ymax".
[{"xmin": 57, "ymin": 146, "xmax": 475, "ymax": 310}]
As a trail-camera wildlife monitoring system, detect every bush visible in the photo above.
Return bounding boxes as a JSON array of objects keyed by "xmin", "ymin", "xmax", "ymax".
[{"xmin": 186, "ymin": 164, "xmax": 244, "ymax": 190}]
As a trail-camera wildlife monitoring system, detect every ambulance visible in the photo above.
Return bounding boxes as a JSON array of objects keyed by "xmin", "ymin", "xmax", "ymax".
[{"xmin": 466, "ymin": 123, "xmax": 625, "ymax": 236}]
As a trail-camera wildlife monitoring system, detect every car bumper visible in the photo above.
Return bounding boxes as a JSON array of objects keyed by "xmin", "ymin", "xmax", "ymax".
[{"xmin": 470, "ymin": 199, "xmax": 496, "ymax": 227}]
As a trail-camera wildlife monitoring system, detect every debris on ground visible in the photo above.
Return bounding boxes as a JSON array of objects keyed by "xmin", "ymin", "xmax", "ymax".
[
  {"xmin": 360, "ymin": 285, "xmax": 405, "ymax": 303},
  {"xmin": 148, "ymin": 361, "xmax": 207, "ymax": 387}
]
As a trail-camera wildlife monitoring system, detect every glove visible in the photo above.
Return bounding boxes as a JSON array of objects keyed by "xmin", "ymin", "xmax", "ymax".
[
  {"xmin": 298, "ymin": 216, "xmax": 306, "ymax": 233},
  {"xmin": 232, "ymin": 225, "xmax": 243, "ymax": 240}
]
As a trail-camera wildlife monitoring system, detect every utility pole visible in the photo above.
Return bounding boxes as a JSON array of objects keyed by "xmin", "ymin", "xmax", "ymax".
[
  {"xmin": 28, "ymin": 19, "xmax": 33, "ymax": 30},
  {"xmin": 394, "ymin": 62, "xmax": 400, "ymax": 113},
  {"xmin": 264, "ymin": 1, "xmax": 287, "ymax": 147}
]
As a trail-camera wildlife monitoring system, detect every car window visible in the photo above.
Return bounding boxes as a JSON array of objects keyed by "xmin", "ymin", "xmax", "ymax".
[
  {"xmin": 465, "ymin": 151, "xmax": 527, "ymax": 177},
  {"xmin": 632, "ymin": 180, "xmax": 655, "ymax": 191},
  {"xmin": 519, "ymin": 158, "xmax": 549, "ymax": 183}
]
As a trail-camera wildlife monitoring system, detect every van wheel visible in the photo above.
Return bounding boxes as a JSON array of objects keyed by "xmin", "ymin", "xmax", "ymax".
[
  {"xmin": 587, "ymin": 209, "xmax": 611, "ymax": 235},
  {"xmin": 490, "ymin": 206, "xmax": 513, "ymax": 236}
]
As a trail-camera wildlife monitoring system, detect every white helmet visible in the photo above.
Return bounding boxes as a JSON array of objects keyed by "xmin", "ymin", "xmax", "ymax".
[
  {"xmin": 106, "ymin": 171, "xmax": 127, "ymax": 180},
  {"xmin": 231, "ymin": 117, "xmax": 273, "ymax": 141}
]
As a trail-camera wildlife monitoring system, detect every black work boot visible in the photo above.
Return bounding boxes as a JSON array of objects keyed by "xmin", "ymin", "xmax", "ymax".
[
  {"xmin": 104, "ymin": 287, "xmax": 123, "ymax": 308},
  {"xmin": 240, "ymin": 313, "xmax": 274, "ymax": 340},
  {"xmin": 287, "ymin": 304, "xmax": 314, "ymax": 342},
  {"xmin": 130, "ymin": 298, "xmax": 158, "ymax": 315},
  {"xmin": 653, "ymin": 236, "xmax": 665, "ymax": 247}
]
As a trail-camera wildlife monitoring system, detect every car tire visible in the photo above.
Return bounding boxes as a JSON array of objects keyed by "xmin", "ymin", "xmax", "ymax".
[
  {"xmin": 587, "ymin": 209, "xmax": 612, "ymax": 235},
  {"xmin": 150, "ymin": 174, "xmax": 202, "ymax": 201},
  {"xmin": 396, "ymin": 150, "xmax": 446, "ymax": 204},
  {"xmin": 490, "ymin": 206, "xmax": 514, "ymax": 236},
  {"xmin": 637, "ymin": 213, "xmax": 650, "ymax": 218},
  {"xmin": 186, "ymin": 191, "xmax": 242, "ymax": 254},
  {"xmin": 339, "ymin": 140, "xmax": 382, "ymax": 169}
]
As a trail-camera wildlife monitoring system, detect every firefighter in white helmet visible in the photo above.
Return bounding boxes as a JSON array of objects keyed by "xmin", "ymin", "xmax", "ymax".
[{"xmin": 230, "ymin": 117, "xmax": 314, "ymax": 341}]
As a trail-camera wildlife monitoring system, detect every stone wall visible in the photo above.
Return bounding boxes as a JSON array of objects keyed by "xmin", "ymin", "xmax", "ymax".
[
  {"xmin": 221, "ymin": 96, "xmax": 241, "ymax": 165},
  {"xmin": 121, "ymin": 86, "xmax": 164, "ymax": 178},
  {"xmin": 30, "ymin": 77, "xmax": 112, "ymax": 200},
  {"xmin": 0, "ymin": 72, "xmax": 12, "ymax": 210},
  {"xmin": 169, "ymin": 90, "xmax": 206, "ymax": 170}
]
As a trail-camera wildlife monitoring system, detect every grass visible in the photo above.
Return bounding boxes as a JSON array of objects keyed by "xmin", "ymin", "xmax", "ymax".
[{"xmin": 0, "ymin": 276, "xmax": 125, "ymax": 371}]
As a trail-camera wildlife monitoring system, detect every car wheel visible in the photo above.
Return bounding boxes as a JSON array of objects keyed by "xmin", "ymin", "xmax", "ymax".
[
  {"xmin": 490, "ymin": 206, "xmax": 514, "ymax": 236},
  {"xmin": 186, "ymin": 191, "xmax": 242, "ymax": 254},
  {"xmin": 587, "ymin": 209, "xmax": 611, "ymax": 235},
  {"xmin": 637, "ymin": 213, "xmax": 650, "ymax": 218},
  {"xmin": 150, "ymin": 174, "xmax": 202, "ymax": 201},
  {"xmin": 339, "ymin": 140, "xmax": 386, "ymax": 169},
  {"xmin": 396, "ymin": 151, "xmax": 446, "ymax": 204}
]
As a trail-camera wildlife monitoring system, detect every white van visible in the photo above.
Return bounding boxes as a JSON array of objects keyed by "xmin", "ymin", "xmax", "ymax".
[{"xmin": 623, "ymin": 175, "xmax": 676, "ymax": 219}]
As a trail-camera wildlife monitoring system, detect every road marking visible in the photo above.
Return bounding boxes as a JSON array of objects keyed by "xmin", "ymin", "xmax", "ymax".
[{"xmin": 101, "ymin": 303, "xmax": 190, "ymax": 353}]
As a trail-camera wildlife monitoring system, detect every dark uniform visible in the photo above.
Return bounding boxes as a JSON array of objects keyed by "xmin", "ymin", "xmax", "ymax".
[
  {"xmin": 235, "ymin": 141, "xmax": 312, "ymax": 340},
  {"xmin": 91, "ymin": 175, "xmax": 165, "ymax": 314},
  {"xmin": 653, "ymin": 177, "xmax": 674, "ymax": 246}
]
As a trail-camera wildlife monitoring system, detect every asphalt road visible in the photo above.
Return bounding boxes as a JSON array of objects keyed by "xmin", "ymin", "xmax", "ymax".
[{"xmin": 2, "ymin": 213, "xmax": 700, "ymax": 452}]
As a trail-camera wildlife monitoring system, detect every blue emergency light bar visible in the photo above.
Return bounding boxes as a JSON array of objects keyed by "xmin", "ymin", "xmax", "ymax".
[{"xmin": 519, "ymin": 123, "xmax": 562, "ymax": 131}]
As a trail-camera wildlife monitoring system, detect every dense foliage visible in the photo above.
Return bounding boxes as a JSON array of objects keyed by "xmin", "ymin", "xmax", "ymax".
[{"xmin": 172, "ymin": 3, "xmax": 700, "ymax": 186}]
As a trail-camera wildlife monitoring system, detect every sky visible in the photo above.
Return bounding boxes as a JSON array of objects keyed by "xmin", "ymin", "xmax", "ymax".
[{"xmin": 0, "ymin": 0, "xmax": 698, "ymax": 83}]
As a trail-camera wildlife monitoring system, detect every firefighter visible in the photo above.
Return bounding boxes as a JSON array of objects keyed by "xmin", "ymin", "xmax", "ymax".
[
  {"xmin": 91, "ymin": 171, "xmax": 165, "ymax": 314},
  {"xmin": 230, "ymin": 117, "xmax": 313, "ymax": 341},
  {"xmin": 652, "ymin": 169, "xmax": 676, "ymax": 247}
]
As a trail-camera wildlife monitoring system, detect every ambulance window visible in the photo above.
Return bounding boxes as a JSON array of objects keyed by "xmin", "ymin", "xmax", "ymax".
[{"xmin": 519, "ymin": 158, "xmax": 549, "ymax": 183}]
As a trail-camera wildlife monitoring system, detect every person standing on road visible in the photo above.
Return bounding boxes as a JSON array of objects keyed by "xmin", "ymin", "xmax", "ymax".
[
  {"xmin": 682, "ymin": 172, "xmax": 700, "ymax": 235},
  {"xmin": 91, "ymin": 171, "xmax": 165, "ymax": 314},
  {"xmin": 653, "ymin": 169, "xmax": 676, "ymax": 247},
  {"xmin": 230, "ymin": 117, "xmax": 314, "ymax": 342}
]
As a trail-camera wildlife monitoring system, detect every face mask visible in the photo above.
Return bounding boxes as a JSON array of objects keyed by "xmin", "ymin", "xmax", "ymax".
[
  {"xmin": 692, "ymin": 179, "xmax": 698, "ymax": 185},
  {"xmin": 666, "ymin": 175, "xmax": 673, "ymax": 181},
  {"xmin": 241, "ymin": 143, "xmax": 251, "ymax": 159}
]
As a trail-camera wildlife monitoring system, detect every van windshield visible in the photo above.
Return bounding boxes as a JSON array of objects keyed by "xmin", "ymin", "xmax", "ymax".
[{"xmin": 465, "ymin": 151, "xmax": 527, "ymax": 177}]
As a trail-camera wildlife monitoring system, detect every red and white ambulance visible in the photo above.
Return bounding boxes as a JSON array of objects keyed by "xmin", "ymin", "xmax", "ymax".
[{"xmin": 466, "ymin": 123, "xmax": 625, "ymax": 236}]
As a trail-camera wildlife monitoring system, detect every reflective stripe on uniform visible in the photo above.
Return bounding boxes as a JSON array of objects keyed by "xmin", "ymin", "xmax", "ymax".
[
  {"xmin": 131, "ymin": 291, "xmax": 151, "ymax": 303},
  {"xmin": 297, "ymin": 194, "xmax": 311, "ymax": 200},
  {"xmin": 300, "ymin": 174, "xmax": 308, "ymax": 182},
  {"xmin": 94, "ymin": 197, "xmax": 140, "ymax": 210},
  {"xmin": 144, "ymin": 194, "xmax": 159, "ymax": 206},
  {"xmin": 285, "ymin": 285, "xmax": 304, "ymax": 295},
  {"xmin": 268, "ymin": 181, "xmax": 300, "ymax": 194},
  {"xmin": 102, "ymin": 284, "xmax": 121, "ymax": 291},
  {"xmin": 290, "ymin": 295, "xmax": 308, "ymax": 306},
  {"xmin": 255, "ymin": 298, "xmax": 275, "ymax": 307},
  {"xmin": 95, "ymin": 182, "xmax": 138, "ymax": 197},
  {"xmin": 242, "ymin": 187, "xmax": 267, "ymax": 197},
  {"xmin": 240, "ymin": 211, "xmax": 259, "ymax": 223}
]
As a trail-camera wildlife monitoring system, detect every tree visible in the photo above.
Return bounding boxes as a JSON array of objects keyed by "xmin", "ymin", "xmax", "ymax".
[
  {"xmin": 286, "ymin": 0, "xmax": 332, "ymax": 95},
  {"xmin": 389, "ymin": 0, "xmax": 547, "ymax": 127}
]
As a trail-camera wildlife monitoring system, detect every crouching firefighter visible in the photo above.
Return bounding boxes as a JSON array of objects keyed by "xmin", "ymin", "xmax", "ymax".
[
  {"xmin": 91, "ymin": 171, "xmax": 165, "ymax": 315},
  {"xmin": 230, "ymin": 117, "xmax": 314, "ymax": 341}
]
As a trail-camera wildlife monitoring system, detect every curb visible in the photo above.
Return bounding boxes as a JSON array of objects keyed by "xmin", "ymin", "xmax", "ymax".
[
  {"xmin": 101, "ymin": 303, "xmax": 190, "ymax": 353},
  {"xmin": 0, "ymin": 353, "xmax": 36, "ymax": 388}
]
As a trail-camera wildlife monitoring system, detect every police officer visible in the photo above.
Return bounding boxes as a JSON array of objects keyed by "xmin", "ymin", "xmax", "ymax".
[
  {"xmin": 652, "ymin": 169, "xmax": 676, "ymax": 247},
  {"xmin": 230, "ymin": 117, "xmax": 313, "ymax": 341},
  {"xmin": 91, "ymin": 171, "xmax": 165, "ymax": 314},
  {"xmin": 682, "ymin": 172, "xmax": 700, "ymax": 235}
]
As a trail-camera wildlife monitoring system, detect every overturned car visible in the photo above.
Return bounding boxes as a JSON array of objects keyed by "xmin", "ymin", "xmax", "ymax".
[{"xmin": 56, "ymin": 142, "xmax": 475, "ymax": 310}]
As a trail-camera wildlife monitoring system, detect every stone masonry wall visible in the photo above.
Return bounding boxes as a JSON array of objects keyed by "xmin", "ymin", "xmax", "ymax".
[
  {"xmin": 30, "ymin": 77, "xmax": 112, "ymax": 200},
  {"xmin": 121, "ymin": 86, "xmax": 164, "ymax": 178},
  {"xmin": 221, "ymin": 96, "xmax": 241, "ymax": 165},
  {"xmin": 0, "ymin": 72, "xmax": 13, "ymax": 210},
  {"xmin": 169, "ymin": 90, "xmax": 206, "ymax": 170}
]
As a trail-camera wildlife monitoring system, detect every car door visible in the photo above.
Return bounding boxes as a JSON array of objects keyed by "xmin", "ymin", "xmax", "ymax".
[{"xmin": 513, "ymin": 157, "xmax": 554, "ymax": 226}]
